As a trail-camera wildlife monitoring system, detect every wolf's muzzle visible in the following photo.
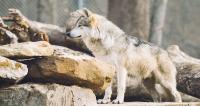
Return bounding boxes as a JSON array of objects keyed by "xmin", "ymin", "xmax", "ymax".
[
  {"xmin": 65, "ymin": 32, "xmax": 71, "ymax": 37},
  {"xmin": 65, "ymin": 32, "xmax": 81, "ymax": 39}
]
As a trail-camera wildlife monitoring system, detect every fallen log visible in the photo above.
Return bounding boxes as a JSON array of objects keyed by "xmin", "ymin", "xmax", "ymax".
[
  {"xmin": 167, "ymin": 45, "xmax": 200, "ymax": 99},
  {"xmin": 1, "ymin": 13, "xmax": 49, "ymax": 43}
]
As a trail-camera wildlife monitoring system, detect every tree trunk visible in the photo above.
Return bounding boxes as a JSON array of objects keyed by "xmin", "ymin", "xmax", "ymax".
[
  {"xmin": 108, "ymin": 0, "xmax": 150, "ymax": 40},
  {"xmin": 149, "ymin": 0, "xmax": 168, "ymax": 45}
]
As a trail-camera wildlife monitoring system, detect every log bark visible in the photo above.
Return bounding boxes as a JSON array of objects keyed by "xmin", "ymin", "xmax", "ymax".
[
  {"xmin": 167, "ymin": 45, "xmax": 200, "ymax": 99},
  {"xmin": 177, "ymin": 68, "xmax": 200, "ymax": 99}
]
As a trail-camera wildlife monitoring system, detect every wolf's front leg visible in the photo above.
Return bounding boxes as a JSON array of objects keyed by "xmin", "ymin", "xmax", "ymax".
[
  {"xmin": 112, "ymin": 67, "xmax": 127, "ymax": 104},
  {"xmin": 97, "ymin": 81, "xmax": 112, "ymax": 104}
]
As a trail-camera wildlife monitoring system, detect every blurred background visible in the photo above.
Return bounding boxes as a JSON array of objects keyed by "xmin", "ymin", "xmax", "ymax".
[{"xmin": 0, "ymin": 0, "xmax": 200, "ymax": 58}]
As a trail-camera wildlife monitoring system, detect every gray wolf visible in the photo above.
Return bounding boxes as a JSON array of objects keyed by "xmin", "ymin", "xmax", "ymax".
[{"xmin": 66, "ymin": 8, "xmax": 182, "ymax": 104}]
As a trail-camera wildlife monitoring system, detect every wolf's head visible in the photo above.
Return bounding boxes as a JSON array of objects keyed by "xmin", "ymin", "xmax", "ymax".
[
  {"xmin": 66, "ymin": 8, "xmax": 125, "ymax": 53},
  {"xmin": 66, "ymin": 8, "xmax": 98, "ymax": 39}
]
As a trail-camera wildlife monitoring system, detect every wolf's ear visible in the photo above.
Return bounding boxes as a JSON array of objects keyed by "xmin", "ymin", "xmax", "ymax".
[
  {"xmin": 82, "ymin": 8, "xmax": 97, "ymax": 27},
  {"xmin": 82, "ymin": 8, "xmax": 92, "ymax": 17},
  {"xmin": 70, "ymin": 8, "xmax": 92, "ymax": 17}
]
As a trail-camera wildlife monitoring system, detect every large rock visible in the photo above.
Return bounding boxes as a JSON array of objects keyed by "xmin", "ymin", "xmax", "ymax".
[
  {"xmin": 24, "ymin": 46, "xmax": 115, "ymax": 92},
  {"xmin": 0, "ymin": 41, "xmax": 54, "ymax": 58},
  {"xmin": 0, "ymin": 83, "xmax": 97, "ymax": 106},
  {"xmin": 0, "ymin": 56, "xmax": 28, "ymax": 86}
]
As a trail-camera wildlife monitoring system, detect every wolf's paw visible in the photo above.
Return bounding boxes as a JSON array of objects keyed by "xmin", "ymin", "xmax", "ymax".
[
  {"xmin": 112, "ymin": 99, "xmax": 123, "ymax": 104},
  {"xmin": 97, "ymin": 99, "xmax": 111, "ymax": 104}
]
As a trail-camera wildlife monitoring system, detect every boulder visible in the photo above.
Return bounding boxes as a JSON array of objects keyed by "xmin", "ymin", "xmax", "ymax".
[
  {"xmin": 24, "ymin": 46, "xmax": 115, "ymax": 92},
  {"xmin": 0, "ymin": 56, "xmax": 28, "ymax": 86},
  {"xmin": 0, "ymin": 83, "xmax": 97, "ymax": 106},
  {"xmin": 0, "ymin": 41, "xmax": 54, "ymax": 58}
]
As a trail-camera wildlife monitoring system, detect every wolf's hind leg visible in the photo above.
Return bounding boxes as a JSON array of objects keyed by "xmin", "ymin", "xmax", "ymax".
[
  {"xmin": 158, "ymin": 79, "xmax": 181, "ymax": 102},
  {"xmin": 156, "ymin": 52, "xmax": 182, "ymax": 102},
  {"xmin": 112, "ymin": 67, "xmax": 127, "ymax": 104},
  {"xmin": 143, "ymin": 78, "xmax": 161, "ymax": 102},
  {"xmin": 97, "ymin": 82, "xmax": 112, "ymax": 104}
]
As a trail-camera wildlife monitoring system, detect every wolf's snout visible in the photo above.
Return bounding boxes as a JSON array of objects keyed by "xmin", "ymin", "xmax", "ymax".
[
  {"xmin": 65, "ymin": 32, "xmax": 71, "ymax": 37},
  {"xmin": 65, "ymin": 32, "xmax": 81, "ymax": 38}
]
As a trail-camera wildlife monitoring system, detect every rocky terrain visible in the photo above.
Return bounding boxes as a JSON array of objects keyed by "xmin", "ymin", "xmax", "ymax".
[{"xmin": 0, "ymin": 41, "xmax": 115, "ymax": 106}]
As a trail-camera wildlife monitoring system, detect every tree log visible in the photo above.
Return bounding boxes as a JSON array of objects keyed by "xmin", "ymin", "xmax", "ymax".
[{"xmin": 167, "ymin": 45, "xmax": 200, "ymax": 99}]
